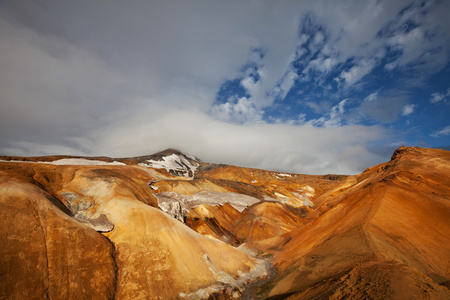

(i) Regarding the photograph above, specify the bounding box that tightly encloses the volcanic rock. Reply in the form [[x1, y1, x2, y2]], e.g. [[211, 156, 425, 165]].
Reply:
[[259, 147, 450, 299], [0, 179, 116, 299], [1, 146, 449, 299]]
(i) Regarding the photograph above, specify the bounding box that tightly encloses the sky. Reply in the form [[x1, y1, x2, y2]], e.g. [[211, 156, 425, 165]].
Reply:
[[0, 0, 449, 175]]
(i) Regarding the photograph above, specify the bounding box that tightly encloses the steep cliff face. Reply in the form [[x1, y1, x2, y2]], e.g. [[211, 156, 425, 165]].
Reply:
[[1, 146, 449, 299]]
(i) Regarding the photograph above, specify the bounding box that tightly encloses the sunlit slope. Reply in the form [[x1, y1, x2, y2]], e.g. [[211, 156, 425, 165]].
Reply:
[[263, 147, 450, 298], [2, 147, 448, 299], [0, 177, 116, 299], [0, 161, 268, 299], [196, 163, 348, 203]]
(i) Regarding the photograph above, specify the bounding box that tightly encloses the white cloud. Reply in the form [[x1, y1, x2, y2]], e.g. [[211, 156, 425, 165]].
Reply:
[[271, 70, 298, 101], [304, 56, 338, 75], [304, 101, 323, 114], [430, 93, 444, 103], [1, 0, 448, 175], [82, 108, 386, 175], [381, 1, 450, 73], [431, 126, 450, 137], [402, 104, 415, 116], [305, 99, 348, 128], [241, 76, 258, 95], [430, 89, 450, 104], [210, 97, 263, 124], [339, 59, 375, 87]]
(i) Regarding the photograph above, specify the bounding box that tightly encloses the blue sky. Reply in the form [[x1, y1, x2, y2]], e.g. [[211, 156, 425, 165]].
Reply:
[[0, 0, 449, 174]]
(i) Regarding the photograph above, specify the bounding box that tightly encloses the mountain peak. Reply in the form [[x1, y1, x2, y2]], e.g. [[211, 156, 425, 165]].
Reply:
[[137, 149, 201, 178]]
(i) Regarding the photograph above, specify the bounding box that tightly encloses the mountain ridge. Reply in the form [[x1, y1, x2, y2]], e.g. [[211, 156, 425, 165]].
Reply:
[[1, 146, 449, 299]]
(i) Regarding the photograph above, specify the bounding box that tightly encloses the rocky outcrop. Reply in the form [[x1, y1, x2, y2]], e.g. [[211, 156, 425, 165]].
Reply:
[[76, 214, 114, 232], [186, 203, 242, 245]]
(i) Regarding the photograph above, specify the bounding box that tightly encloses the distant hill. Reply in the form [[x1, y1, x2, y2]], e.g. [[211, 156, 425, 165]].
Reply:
[[435, 145, 450, 151]]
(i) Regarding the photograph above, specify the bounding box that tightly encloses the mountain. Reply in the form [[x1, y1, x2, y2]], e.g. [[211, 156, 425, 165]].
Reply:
[[0, 147, 449, 299], [253, 146, 450, 299]]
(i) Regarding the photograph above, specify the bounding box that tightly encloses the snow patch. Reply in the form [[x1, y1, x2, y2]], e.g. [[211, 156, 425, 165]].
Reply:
[[250, 171, 258, 183], [292, 186, 315, 207], [277, 173, 292, 177], [155, 191, 260, 221], [291, 192, 313, 207], [270, 186, 315, 208], [50, 159, 126, 166], [139, 153, 199, 178], [298, 185, 315, 198], [275, 172, 293, 180], [0, 159, 126, 166]]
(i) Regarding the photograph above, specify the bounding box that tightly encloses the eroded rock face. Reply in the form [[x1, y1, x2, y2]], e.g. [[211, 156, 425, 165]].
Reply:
[[76, 214, 115, 232], [186, 203, 242, 245], [0, 179, 116, 299]]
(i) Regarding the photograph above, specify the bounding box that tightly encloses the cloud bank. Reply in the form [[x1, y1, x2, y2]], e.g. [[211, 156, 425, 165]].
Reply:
[[0, 0, 449, 174]]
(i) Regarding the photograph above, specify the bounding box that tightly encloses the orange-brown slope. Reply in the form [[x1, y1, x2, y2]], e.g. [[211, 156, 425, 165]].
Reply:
[[284, 260, 450, 300], [0, 177, 116, 299], [155, 161, 348, 250], [262, 147, 450, 299], [234, 202, 304, 244], [197, 163, 348, 200], [0, 160, 270, 299], [0, 161, 160, 209], [186, 203, 242, 245], [98, 198, 268, 299], [185, 201, 307, 249]]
